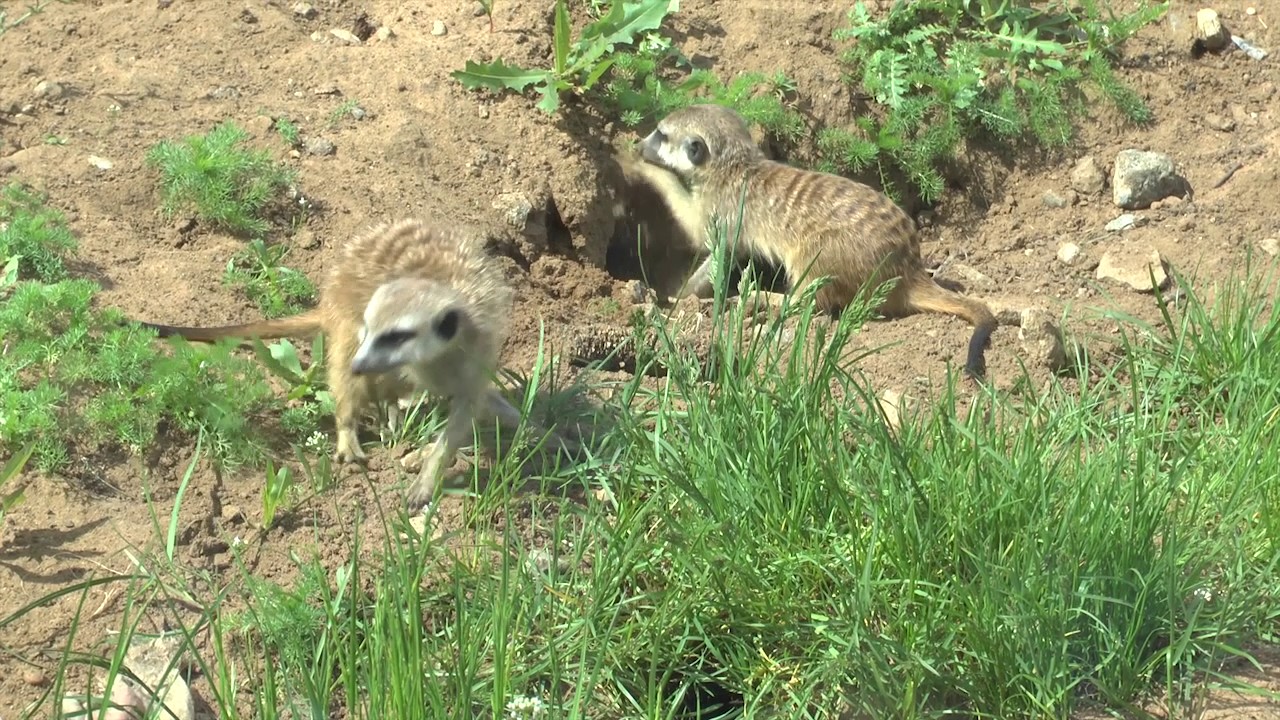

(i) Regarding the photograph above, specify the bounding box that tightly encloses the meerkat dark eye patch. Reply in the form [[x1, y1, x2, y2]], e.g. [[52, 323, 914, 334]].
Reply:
[[686, 137, 708, 166], [374, 329, 416, 348], [435, 309, 459, 341]]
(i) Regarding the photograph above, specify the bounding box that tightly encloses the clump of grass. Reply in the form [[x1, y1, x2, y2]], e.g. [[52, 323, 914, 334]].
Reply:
[[274, 117, 302, 147], [0, 185, 283, 471], [0, 182, 78, 282], [824, 0, 1167, 204], [223, 239, 317, 319], [147, 121, 297, 238]]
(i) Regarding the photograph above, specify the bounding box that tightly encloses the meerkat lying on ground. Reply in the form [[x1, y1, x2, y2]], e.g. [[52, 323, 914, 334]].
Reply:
[[615, 103, 998, 378], [137, 218, 573, 509]]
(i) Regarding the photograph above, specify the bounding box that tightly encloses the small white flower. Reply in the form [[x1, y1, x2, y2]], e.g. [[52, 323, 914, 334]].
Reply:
[[1193, 586, 1214, 603], [505, 694, 548, 720]]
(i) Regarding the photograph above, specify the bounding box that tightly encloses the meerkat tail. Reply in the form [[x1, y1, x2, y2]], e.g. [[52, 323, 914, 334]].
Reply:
[[905, 280, 997, 378], [139, 309, 326, 344]]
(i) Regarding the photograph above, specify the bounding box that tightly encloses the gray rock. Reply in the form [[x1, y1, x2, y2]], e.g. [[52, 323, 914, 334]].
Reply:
[[1112, 149, 1186, 210], [305, 137, 336, 156], [1259, 237, 1279, 256], [32, 79, 64, 100], [431, 20, 447, 36], [292, 2, 316, 19], [1105, 213, 1147, 232]]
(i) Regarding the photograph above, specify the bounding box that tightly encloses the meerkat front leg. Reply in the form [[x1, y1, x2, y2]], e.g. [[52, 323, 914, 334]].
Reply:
[[403, 395, 481, 511], [331, 371, 370, 464]]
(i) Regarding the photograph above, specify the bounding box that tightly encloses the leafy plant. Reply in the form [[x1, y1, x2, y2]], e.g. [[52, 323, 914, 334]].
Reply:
[[147, 121, 298, 238], [825, 0, 1167, 203], [251, 336, 335, 444], [453, 0, 676, 113], [261, 459, 294, 530], [274, 117, 302, 147], [0, 188, 283, 471], [0, 182, 78, 282], [224, 239, 317, 319]]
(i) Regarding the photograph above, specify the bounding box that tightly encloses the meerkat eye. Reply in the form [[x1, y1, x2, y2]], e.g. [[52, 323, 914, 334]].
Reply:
[[375, 329, 416, 347], [686, 138, 708, 166], [435, 309, 459, 341]]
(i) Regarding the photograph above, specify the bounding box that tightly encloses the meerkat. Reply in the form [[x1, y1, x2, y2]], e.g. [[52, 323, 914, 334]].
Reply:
[[615, 103, 998, 378], [137, 218, 570, 509]]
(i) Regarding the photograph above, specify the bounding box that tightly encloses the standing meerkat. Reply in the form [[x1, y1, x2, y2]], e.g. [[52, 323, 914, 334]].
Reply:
[[616, 103, 997, 378], [138, 218, 569, 509]]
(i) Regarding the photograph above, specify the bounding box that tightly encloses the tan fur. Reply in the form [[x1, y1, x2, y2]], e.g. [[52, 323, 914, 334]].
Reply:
[[139, 219, 564, 509], [617, 103, 997, 377]]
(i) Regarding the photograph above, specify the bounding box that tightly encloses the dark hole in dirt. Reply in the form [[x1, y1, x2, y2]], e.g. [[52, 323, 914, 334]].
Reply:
[[545, 195, 575, 258], [350, 12, 377, 42], [665, 668, 744, 719]]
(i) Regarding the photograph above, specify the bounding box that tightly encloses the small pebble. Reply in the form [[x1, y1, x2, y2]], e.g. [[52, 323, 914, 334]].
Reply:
[[1057, 242, 1082, 265], [33, 79, 64, 99], [431, 20, 447, 36], [305, 137, 336, 156], [292, 2, 316, 19], [1260, 238, 1280, 256], [23, 669, 47, 687]]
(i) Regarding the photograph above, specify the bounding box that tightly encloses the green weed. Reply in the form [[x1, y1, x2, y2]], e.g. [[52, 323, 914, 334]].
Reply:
[[0, 181, 78, 282], [453, 0, 677, 114], [825, 0, 1167, 204], [223, 238, 317, 319], [0, 186, 283, 471], [274, 117, 302, 147], [147, 121, 298, 238]]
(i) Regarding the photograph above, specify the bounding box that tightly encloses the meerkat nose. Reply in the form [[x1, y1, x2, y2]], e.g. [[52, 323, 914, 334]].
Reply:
[[350, 346, 395, 375]]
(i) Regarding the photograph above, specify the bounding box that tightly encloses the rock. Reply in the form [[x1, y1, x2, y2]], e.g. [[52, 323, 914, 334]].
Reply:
[[374, 26, 395, 41], [1070, 155, 1107, 195], [1096, 247, 1169, 292], [627, 279, 656, 305], [1112, 150, 1185, 210], [1204, 113, 1236, 132], [208, 85, 240, 99], [493, 192, 549, 255], [1195, 8, 1231, 52], [330, 27, 361, 44], [100, 635, 195, 720], [1057, 242, 1082, 265], [431, 20, 447, 36], [1042, 190, 1069, 208], [875, 389, 912, 433], [1018, 308, 1074, 375], [292, 2, 316, 19], [305, 137, 335, 156], [1104, 213, 1147, 232], [33, 79, 64, 100], [947, 262, 995, 288], [1259, 237, 1279, 256], [22, 669, 47, 687], [87, 155, 113, 170]]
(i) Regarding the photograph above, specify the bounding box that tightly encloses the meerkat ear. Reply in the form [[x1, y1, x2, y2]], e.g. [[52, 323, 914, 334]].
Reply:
[[685, 137, 708, 166]]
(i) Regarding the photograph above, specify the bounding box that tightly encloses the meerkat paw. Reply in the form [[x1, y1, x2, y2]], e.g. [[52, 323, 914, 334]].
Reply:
[[404, 455, 446, 512], [333, 430, 367, 464]]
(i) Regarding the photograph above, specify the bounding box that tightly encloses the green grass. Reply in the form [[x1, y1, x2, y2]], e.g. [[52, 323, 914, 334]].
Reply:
[[15, 229, 1280, 718], [223, 238, 318, 319], [0, 182, 288, 472], [147, 121, 298, 238]]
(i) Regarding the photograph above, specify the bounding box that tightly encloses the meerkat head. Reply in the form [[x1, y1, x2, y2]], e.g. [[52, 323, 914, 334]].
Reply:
[[350, 278, 471, 376], [637, 104, 763, 181]]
